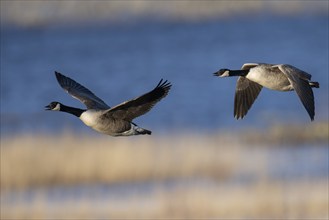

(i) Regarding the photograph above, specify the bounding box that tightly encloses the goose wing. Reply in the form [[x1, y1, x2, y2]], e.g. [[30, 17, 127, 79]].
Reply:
[[277, 65, 315, 120], [55, 71, 110, 110], [105, 79, 171, 121], [241, 63, 259, 70], [234, 77, 263, 119], [276, 64, 311, 80]]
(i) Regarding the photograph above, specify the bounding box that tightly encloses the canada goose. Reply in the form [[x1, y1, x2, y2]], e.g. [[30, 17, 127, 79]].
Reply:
[[45, 72, 171, 136], [213, 63, 319, 120]]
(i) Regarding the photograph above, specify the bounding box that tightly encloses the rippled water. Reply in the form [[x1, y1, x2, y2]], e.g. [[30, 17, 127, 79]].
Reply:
[[1, 15, 328, 135]]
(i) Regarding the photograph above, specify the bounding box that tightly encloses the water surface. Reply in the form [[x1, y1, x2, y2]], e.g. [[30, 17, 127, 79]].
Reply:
[[1, 15, 328, 135]]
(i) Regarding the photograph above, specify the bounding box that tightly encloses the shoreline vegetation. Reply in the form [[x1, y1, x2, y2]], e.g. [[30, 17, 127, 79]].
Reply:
[[1, 1, 328, 28], [1, 121, 328, 190], [1, 122, 328, 218], [2, 180, 328, 219]]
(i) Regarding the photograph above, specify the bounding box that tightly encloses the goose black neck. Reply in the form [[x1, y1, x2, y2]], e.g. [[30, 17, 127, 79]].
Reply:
[[60, 104, 85, 117], [229, 69, 249, 77]]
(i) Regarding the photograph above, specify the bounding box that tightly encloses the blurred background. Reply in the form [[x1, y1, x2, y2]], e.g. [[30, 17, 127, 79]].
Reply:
[[1, 1, 328, 219]]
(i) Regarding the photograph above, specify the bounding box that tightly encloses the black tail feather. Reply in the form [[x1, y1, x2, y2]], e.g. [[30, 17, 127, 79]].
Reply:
[[309, 81, 319, 88], [138, 128, 152, 135], [135, 126, 152, 135]]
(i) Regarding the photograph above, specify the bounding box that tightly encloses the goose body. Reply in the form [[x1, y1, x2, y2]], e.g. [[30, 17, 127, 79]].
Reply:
[[46, 72, 171, 136], [245, 64, 293, 91], [213, 63, 319, 120]]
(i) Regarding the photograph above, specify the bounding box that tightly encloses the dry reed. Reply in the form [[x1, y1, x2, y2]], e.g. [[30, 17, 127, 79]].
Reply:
[[1, 133, 240, 191], [1, 123, 328, 219]]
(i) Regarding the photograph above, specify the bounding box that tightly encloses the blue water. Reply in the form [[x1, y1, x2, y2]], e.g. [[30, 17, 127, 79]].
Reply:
[[1, 15, 328, 135]]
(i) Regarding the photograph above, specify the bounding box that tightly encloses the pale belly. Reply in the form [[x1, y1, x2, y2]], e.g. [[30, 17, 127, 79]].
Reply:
[[246, 68, 293, 91], [80, 110, 133, 136]]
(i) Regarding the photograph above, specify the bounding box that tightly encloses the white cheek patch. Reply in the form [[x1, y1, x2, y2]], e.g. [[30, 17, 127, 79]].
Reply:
[[53, 103, 61, 111], [220, 70, 230, 77]]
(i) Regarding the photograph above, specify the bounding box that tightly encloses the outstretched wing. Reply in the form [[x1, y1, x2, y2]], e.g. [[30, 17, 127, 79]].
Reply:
[[234, 77, 263, 119], [277, 65, 315, 120], [105, 79, 171, 121], [55, 71, 110, 110]]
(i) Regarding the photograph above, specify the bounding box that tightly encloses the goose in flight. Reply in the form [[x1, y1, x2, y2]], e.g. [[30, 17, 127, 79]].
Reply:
[[213, 63, 319, 120], [45, 71, 171, 136]]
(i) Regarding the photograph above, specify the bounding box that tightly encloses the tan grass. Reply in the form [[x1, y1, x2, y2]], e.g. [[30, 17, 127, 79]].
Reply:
[[3, 1, 327, 27], [1, 125, 328, 219], [1, 180, 328, 219], [240, 121, 329, 145], [1, 133, 240, 190]]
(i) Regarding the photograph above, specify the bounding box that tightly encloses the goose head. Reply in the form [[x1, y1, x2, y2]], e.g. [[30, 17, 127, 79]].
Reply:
[[213, 69, 230, 77], [45, 101, 62, 111]]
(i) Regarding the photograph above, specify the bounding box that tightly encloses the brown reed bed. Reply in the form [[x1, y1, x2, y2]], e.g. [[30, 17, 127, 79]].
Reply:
[[1, 122, 328, 219], [239, 121, 329, 145], [1, 122, 328, 191], [1, 133, 240, 191], [1, 179, 328, 219]]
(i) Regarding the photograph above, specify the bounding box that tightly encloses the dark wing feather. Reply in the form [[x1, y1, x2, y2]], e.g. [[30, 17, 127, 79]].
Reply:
[[278, 65, 315, 120], [234, 77, 263, 119], [105, 79, 171, 121], [55, 71, 110, 110]]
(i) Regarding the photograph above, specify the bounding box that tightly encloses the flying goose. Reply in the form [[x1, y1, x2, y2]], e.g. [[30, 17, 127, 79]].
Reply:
[[213, 63, 319, 120], [45, 71, 171, 136]]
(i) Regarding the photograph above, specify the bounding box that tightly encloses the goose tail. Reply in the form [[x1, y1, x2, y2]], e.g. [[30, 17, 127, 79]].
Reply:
[[136, 127, 152, 135], [131, 122, 152, 135], [309, 81, 319, 88]]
